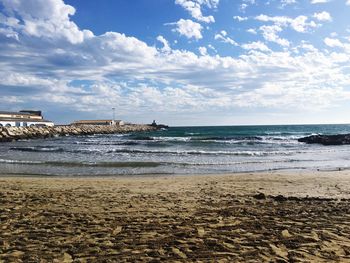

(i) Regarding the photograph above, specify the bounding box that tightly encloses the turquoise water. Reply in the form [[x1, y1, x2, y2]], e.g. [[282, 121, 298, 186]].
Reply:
[[1, 124, 350, 176]]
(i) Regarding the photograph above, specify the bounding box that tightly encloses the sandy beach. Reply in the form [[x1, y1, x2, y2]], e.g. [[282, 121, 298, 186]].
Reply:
[[1, 171, 350, 262]]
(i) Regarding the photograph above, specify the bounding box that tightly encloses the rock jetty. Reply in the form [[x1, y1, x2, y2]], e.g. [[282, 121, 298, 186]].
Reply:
[[0, 124, 156, 142], [298, 134, 350, 145]]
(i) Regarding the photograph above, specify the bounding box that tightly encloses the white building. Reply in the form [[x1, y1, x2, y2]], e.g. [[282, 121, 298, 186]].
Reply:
[[0, 110, 54, 127]]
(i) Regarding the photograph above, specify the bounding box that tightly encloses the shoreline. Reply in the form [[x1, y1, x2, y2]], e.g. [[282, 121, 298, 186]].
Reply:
[[1, 171, 350, 261], [0, 166, 349, 178], [2, 170, 350, 197]]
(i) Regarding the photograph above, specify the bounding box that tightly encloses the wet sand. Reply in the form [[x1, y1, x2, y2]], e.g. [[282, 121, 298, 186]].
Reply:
[[1, 171, 350, 262]]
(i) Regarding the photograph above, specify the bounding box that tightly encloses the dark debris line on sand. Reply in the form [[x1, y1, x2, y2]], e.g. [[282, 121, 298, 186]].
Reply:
[[1, 181, 350, 262]]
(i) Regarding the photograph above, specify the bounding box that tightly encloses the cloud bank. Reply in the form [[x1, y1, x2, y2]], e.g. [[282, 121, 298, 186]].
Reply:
[[0, 0, 350, 125]]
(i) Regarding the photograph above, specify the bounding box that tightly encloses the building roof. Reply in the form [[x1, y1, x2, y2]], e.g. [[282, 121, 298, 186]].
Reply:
[[19, 110, 42, 116], [0, 118, 53, 123], [0, 111, 35, 116]]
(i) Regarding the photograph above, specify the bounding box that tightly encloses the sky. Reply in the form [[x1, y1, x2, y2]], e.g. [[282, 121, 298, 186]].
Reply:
[[0, 0, 350, 126]]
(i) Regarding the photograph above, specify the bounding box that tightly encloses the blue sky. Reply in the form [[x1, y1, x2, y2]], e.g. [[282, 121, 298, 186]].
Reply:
[[0, 0, 350, 125]]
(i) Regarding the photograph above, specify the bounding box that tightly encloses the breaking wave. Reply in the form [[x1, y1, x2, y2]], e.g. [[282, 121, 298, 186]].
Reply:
[[10, 146, 65, 152]]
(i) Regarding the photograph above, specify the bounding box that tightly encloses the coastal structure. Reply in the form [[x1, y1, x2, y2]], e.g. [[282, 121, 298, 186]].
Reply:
[[150, 120, 169, 129], [71, 119, 125, 126], [0, 124, 155, 142], [0, 110, 54, 127]]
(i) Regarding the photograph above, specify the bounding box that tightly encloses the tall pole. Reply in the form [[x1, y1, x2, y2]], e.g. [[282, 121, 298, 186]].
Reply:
[[112, 107, 115, 125]]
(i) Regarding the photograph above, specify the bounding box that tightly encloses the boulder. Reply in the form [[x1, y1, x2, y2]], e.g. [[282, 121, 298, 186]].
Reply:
[[298, 134, 350, 145]]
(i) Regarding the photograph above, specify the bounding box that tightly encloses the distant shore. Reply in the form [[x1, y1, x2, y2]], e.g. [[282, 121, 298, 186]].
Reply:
[[1, 171, 350, 262], [0, 124, 156, 142]]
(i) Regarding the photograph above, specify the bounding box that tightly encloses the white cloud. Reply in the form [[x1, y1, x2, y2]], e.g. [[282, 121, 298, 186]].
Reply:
[[313, 11, 332, 22], [247, 28, 257, 34], [324, 37, 344, 48], [233, 16, 248, 22], [198, 46, 208, 55], [241, 41, 270, 52], [255, 14, 288, 24], [0, 0, 93, 44], [281, 0, 297, 6], [214, 30, 238, 46], [175, 0, 218, 23], [240, 4, 248, 12], [298, 42, 318, 52], [1, 0, 350, 124], [347, 0, 350, 5], [254, 14, 323, 47], [329, 52, 349, 63], [157, 35, 171, 52], [310, 0, 330, 3], [291, 16, 317, 33], [171, 19, 203, 39], [2, 96, 25, 103], [323, 38, 350, 55], [256, 14, 317, 33], [207, 44, 217, 52], [259, 25, 290, 46], [0, 27, 19, 41], [240, 0, 256, 12]]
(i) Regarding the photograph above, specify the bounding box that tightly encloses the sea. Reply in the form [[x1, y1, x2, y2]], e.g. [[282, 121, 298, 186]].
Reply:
[[1, 124, 350, 176]]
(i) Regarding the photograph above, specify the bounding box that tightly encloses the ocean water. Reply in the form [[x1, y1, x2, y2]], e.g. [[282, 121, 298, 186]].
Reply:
[[1, 124, 350, 176]]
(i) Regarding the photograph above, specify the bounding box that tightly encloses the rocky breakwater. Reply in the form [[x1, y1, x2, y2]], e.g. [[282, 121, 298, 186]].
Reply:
[[0, 124, 156, 142], [298, 134, 350, 145]]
